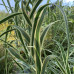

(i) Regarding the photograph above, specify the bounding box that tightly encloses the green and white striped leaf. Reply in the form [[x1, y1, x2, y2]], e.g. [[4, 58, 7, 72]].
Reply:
[[0, 29, 16, 37], [17, 31, 28, 58], [0, 12, 22, 24], [40, 20, 60, 45], [31, 3, 51, 56], [22, 0, 32, 27], [30, 0, 43, 19], [5, 26, 12, 42], [41, 55, 57, 74], [13, 25, 30, 43], [8, 47, 25, 62], [55, 59, 66, 74]]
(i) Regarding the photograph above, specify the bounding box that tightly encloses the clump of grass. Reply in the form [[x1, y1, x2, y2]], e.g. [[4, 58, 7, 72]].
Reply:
[[0, 0, 74, 74]]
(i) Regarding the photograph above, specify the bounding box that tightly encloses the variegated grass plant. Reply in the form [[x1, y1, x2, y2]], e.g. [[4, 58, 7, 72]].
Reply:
[[0, 0, 73, 74]]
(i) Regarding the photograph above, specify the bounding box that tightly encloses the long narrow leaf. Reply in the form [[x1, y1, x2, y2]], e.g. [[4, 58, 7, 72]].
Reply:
[[5, 26, 11, 42], [7, 0, 14, 13], [2, 0, 9, 12], [17, 31, 28, 58], [30, 0, 43, 19], [31, 4, 51, 56], [8, 47, 25, 62], [0, 29, 16, 37], [0, 39, 17, 51], [41, 55, 56, 74], [55, 59, 66, 74], [34, 9, 46, 74], [12, 58, 24, 70], [40, 20, 60, 45], [22, 0, 32, 27], [55, 5, 70, 69], [0, 12, 22, 24], [53, 40, 66, 66], [13, 25, 30, 43]]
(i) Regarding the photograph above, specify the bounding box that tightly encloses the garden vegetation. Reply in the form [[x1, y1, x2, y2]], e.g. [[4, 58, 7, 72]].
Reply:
[[0, 0, 74, 74]]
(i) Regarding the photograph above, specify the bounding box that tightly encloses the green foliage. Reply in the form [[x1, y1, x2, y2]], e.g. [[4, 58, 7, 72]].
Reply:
[[0, 0, 74, 74], [0, 12, 22, 24]]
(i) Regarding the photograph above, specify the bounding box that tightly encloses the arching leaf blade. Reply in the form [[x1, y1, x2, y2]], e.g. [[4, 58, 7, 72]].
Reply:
[[13, 25, 30, 43], [22, 0, 32, 27], [31, 3, 51, 56], [0, 29, 16, 37], [30, 0, 43, 19], [40, 20, 60, 45], [0, 12, 22, 24], [41, 55, 57, 74]]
